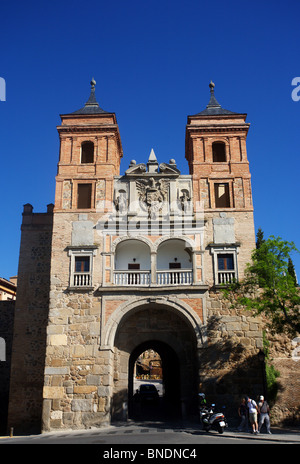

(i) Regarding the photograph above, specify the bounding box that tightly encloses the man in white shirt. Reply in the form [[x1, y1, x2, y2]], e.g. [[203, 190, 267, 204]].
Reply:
[[246, 396, 259, 434], [258, 395, 271, 434]]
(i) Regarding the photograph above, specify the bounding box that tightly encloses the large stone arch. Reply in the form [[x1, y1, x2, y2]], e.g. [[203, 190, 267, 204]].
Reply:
[[103, 295, 205, 349], [109, 298, 203, 421]]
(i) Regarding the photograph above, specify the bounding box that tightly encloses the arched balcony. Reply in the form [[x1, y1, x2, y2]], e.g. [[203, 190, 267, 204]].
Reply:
[[114, 239, 151, 286], [156, 239, 193, 285], [113, 238, 194, 286]]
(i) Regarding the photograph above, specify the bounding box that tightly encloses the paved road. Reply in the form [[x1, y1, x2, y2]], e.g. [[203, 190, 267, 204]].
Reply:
[[1, 421, 299, 445]]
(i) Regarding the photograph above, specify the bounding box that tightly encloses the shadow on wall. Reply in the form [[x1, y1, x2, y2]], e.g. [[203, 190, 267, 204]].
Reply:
[[198, 315, 269, 421]]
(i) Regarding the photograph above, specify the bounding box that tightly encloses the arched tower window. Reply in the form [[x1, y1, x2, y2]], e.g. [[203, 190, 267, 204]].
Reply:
[[212, 142, 226, 162], [81, 141, 94, 163]]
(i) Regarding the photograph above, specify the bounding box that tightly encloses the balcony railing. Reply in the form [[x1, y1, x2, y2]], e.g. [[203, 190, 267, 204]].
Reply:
[[217, 270, 236, 285], [73, 272, 92, 287], [114, 270, 151, 286], [113, 270, 193, 286], [156, 270, 193, 286]]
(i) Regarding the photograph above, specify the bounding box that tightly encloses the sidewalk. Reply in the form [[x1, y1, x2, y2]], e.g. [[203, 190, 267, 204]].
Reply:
[[224, 426, 300, 443], [1, 422, 299, 444]]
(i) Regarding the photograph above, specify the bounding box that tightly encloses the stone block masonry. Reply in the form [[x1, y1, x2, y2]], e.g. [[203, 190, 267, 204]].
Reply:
[[7, 204, 53, 433], [0, 300, 15, 434]]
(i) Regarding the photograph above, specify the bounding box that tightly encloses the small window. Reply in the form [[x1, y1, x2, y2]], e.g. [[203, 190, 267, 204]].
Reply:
[[68, 247, 97, 289], [77, 183, 92, 209], [217, 254, 234, 271], [212, 142, 226, 162], [73, 255, 91, 287], [217, 253, 236, 284], [81, 141, 94, 163], [169, 262, 181, 269], [215, 183, 230, 208], [75, 256, 90, 273], [128, 263, 140, 270]]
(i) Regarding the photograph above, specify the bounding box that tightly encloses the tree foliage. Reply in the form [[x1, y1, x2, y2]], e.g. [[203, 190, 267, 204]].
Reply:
[[256, 227, 265, 249], [223, 235, 300, 337], [263, 331, 280, 403]]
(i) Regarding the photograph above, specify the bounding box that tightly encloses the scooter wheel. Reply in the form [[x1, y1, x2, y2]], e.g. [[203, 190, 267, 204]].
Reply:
[[218, 426, 224, 434]]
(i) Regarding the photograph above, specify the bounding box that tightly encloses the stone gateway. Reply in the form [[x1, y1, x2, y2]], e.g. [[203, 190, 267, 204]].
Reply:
[[7, 81, 264, 433]]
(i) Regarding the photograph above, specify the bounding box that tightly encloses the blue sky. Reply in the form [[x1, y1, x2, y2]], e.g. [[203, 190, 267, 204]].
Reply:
[[1, 0, 300, 280]]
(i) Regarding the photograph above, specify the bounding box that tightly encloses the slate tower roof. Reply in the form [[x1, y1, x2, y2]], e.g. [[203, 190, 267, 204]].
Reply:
[[70, 78, 110, 115], [194, 81, 241, 116]]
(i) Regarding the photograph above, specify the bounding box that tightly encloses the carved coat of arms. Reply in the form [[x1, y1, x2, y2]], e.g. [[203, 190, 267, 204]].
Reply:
[[136, 177, 169, 218]]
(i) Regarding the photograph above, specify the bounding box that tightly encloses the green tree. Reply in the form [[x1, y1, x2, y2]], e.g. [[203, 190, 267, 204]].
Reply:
[[256, 227, 265, 249], [223, 236, 300, 336], [288, 257, 298, 286]]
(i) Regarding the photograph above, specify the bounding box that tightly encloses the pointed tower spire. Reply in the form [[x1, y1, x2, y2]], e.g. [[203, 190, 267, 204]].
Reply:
[[147, 148, 159, 173], [206, 81, 222, 109], [191, 81, 240, 116], [85, 78, 98, 105], [70, 78, 109, 115]]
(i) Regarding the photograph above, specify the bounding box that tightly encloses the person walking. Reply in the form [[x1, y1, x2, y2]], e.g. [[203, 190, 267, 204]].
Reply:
[[246, 396, 259, 434], [258, 395, 272, 434], [238, 397, 248, 432]]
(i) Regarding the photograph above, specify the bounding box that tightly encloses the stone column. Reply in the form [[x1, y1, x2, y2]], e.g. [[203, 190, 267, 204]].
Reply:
[[151, 251, 156, 285]]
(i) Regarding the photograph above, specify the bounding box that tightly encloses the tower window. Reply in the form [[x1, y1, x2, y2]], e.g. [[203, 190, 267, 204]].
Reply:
[[81, 141, 94, 163], [212, 142, 226, 162], [77, 183, 92, 209], [214, 183, 230, 208]]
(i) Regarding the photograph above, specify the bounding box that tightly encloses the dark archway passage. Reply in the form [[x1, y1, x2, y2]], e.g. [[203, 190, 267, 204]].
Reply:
[[129, 340, 181, 421], [111, 303, 199, 423]]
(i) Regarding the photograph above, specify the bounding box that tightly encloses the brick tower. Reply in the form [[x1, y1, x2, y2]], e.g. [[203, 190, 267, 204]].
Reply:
[[55, 78, 123, 212], [185, 81, 255, 286]]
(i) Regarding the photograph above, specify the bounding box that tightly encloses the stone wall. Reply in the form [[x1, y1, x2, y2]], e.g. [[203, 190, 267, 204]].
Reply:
[[41, 289, 111, 431], [0, 300, 15, 434], [199, 290, 264, 419], [266, 332, 300, 425], [7, 205, 53, 433]]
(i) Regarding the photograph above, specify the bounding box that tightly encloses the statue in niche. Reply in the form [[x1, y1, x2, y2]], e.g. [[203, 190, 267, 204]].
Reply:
[[136, 177, 169, 218], [179, 189, 191, 212], [114, 190, 127, 214]]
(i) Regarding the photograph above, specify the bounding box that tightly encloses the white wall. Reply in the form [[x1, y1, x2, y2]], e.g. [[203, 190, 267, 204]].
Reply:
[[157, 239, 192, 269], [115, 240, 151, 270]]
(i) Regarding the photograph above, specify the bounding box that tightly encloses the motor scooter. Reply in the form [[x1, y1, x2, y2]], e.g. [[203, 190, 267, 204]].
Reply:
[[199, 403, 228, 434]]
